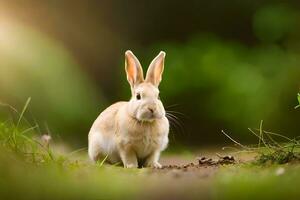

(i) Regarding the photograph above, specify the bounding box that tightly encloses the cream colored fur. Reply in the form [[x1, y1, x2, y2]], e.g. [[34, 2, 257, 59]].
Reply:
[[88, 50, 169, 168]]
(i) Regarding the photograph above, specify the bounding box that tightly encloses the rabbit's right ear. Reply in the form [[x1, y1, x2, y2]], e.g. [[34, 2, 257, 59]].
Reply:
[[125, 50, 144, 87]]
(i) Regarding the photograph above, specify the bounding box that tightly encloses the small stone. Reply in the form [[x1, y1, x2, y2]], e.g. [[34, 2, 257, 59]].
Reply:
[[275, 167, 285, 176]]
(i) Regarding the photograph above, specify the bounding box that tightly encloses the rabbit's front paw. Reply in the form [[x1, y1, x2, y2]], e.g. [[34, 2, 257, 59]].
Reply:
[[124, 163, 138, 168], [152, 162, 162, 169], [146, 161, 162, 169]]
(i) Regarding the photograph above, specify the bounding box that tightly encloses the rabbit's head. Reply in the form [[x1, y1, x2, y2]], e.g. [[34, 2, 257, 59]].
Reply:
[[125, 50, 166, 122]]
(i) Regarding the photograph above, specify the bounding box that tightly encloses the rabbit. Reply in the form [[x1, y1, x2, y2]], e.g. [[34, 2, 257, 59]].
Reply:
[[88, 50, 169, 168]]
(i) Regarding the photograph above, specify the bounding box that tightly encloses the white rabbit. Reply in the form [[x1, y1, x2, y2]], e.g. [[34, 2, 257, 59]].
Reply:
[[88, 50, 169, 168]]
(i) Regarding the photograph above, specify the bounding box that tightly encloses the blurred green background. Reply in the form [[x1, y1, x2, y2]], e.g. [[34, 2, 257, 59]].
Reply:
[[0, 0, 299, 147]]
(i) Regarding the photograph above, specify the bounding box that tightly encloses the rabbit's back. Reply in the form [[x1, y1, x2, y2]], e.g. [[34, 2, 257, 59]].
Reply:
[[90, 101, 127, 134]]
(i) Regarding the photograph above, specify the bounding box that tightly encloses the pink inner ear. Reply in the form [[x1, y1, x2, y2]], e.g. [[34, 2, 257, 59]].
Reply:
[[154, 65, 161, 84], [152, 59, 163, 85], [128, 65, 136, 83], [126, 55, 138, 84]]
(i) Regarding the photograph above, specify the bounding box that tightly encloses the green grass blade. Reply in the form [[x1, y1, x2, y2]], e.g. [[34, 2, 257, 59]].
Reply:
[[295, 93, 300, 109], [97, 154, 109, 167], [17, 97, 31, 128]]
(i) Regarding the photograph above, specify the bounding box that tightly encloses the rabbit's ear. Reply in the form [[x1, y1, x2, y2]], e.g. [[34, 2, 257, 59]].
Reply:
[[145, 51, 165, 87], [125, 50, 144, 87]]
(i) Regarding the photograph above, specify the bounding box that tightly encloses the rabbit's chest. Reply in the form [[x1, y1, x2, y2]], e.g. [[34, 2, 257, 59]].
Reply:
[[127, 129, 162, 158], [135, 134, 159, 158]]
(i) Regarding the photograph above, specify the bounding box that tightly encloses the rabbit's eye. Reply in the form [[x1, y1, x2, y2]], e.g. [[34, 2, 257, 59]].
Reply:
[[136, 93, 141, 100]]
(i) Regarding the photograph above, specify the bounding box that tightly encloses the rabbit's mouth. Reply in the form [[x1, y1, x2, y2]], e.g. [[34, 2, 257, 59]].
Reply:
[[137, 111, 163, 122]]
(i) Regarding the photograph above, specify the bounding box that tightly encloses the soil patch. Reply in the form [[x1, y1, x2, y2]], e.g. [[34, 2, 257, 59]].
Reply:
[[152, 154, 238, 179]]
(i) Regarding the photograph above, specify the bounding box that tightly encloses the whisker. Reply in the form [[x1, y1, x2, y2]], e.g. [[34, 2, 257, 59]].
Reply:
[[166, 113, 185, 135], [166, 116, 180, 137], [166, 112, 185, 128], [165, 104, 180, 109], [166, 110, 187, 118]]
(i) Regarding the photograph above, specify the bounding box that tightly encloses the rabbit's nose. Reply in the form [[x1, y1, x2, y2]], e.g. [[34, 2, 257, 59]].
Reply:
[[148, 107, 154, 113]]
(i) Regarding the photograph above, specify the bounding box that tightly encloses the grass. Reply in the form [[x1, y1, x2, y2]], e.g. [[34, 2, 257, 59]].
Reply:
[[0, 119, 143, 200], [222, 120, 300, 165], [295, 93, 300, 109], [213, 164, 300, 200], [0, 99, 145, 199], [0, 100, 300, 200]]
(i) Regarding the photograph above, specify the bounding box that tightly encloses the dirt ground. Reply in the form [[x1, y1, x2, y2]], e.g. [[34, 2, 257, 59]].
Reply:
[[156, 149, 256, 176], [136, 151, 258, 199]]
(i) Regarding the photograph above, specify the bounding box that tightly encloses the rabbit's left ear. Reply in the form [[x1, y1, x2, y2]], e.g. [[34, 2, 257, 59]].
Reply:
[[125, 50, 144, 87], [145, 51, 166, 87]]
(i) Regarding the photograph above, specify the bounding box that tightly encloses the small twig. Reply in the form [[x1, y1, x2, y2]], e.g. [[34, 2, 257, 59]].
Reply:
[[260, 130, 296, 143], [265, 132, 282, 148], [248, 128, 271, 150], [68, 147, 87, 156], [221, 130, 251, 150], [258, 120, 263, 148], [216, 153, 222, 158]]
